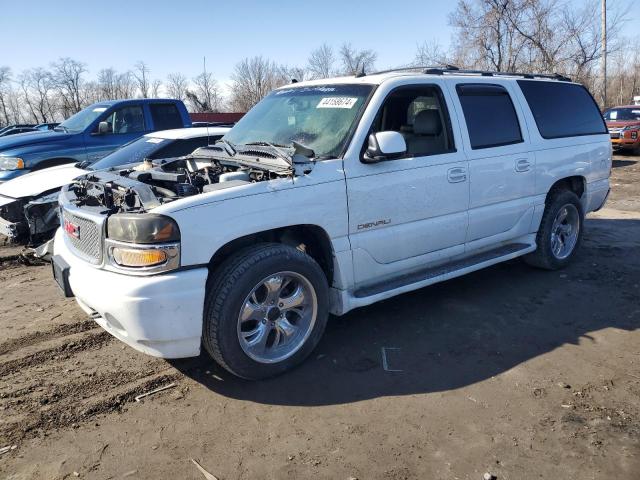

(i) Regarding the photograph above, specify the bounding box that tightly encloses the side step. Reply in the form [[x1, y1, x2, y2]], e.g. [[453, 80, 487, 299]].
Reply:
[[354, 243, 531, 298]]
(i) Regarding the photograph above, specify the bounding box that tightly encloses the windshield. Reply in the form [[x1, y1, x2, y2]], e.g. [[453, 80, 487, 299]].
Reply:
[[224, 84, 373, 158], [58, 105, 111, 133], [89, 136, 169, 170], [604, 108, 640, 122]]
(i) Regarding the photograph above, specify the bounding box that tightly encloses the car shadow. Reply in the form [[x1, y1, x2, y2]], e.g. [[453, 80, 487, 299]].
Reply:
[[170, 217, 640, 406], [612, 159, 637, 168]]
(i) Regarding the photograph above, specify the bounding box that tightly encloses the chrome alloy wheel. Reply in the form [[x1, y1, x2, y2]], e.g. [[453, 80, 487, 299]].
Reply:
[[550, 204, 580, 260], [237, 271, 318, 364]]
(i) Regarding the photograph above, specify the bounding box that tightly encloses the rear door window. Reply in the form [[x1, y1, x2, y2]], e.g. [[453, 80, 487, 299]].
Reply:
[[517, 80, 607, 139], [456, 84, 523, 149], [150, 103, 184, 130]]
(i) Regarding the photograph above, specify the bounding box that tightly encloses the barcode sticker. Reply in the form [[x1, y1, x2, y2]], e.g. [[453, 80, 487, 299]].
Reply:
[[317, 97, 358, 109]]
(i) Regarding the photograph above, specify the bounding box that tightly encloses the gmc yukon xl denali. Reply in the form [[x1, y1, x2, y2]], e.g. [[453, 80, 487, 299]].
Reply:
[[52, 68, 611, 379]]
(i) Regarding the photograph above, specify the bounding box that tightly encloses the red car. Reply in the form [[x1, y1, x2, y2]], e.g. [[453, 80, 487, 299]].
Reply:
[[604, 105, 640, 153]]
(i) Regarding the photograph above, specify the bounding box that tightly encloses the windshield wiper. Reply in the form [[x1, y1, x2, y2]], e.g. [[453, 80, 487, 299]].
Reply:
[[54, 125, 69, 133], [215, 138, 237, 156], [243, 141, 293, 166]]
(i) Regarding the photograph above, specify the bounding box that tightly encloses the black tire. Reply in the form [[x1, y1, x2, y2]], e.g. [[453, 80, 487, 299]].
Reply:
[[202, 243, 329, 380], [524, 190, 584, 270]]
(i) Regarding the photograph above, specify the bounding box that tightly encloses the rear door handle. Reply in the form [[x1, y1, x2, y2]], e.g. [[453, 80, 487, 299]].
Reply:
[[515, 158, 531, 172], [447, 167, 467, 183]]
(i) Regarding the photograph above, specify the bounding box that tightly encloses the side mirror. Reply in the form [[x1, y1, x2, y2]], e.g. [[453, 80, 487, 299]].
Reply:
[[94, 121, 110, 135], [363, 131, 407, 163]]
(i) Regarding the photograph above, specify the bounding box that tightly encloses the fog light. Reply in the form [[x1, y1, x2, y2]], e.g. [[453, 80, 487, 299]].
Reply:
[[112, 247, 168, 267]]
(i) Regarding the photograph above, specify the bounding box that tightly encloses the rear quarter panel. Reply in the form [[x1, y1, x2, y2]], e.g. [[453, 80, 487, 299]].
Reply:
[[510, 84, 611, 205]]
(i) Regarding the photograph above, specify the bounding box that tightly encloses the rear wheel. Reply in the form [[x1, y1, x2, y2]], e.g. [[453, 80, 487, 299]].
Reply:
[[202, 243, 329, 380], [524, 190, 584, 270]]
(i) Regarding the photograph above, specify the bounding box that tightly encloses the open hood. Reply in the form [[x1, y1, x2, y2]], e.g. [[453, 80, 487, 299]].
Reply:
[[0, 163, 88, 199]]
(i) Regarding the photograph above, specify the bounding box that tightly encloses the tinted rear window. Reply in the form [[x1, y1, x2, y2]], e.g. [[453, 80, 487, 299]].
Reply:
[[150, 103, 184, 130], [517, 81, 607, 139], [456, 84, 523, 149]]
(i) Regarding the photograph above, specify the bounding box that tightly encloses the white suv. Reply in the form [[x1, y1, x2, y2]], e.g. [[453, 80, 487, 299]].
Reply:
[[52, 68, 611, 379]]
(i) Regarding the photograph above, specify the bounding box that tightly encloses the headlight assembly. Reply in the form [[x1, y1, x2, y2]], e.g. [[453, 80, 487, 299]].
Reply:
[[0, 157, 25, 170], [105, 214, 180, 273], [107, 214, 180, 244]]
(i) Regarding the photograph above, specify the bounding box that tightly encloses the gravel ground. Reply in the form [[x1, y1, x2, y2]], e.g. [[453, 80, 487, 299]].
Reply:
[[0, 153, 638, 480]]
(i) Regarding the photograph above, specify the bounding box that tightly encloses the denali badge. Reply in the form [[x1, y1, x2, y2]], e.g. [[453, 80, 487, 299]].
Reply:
[[357, 219, 391, 230], [63, 219, 80, 239]]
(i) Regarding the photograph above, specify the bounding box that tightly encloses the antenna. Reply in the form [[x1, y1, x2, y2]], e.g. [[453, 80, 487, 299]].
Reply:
[[355, 62, 366, 78]]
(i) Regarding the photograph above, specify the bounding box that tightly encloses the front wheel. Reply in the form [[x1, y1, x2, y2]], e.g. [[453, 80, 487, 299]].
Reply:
[[524, 190, 584, 270], [202, 243, 329, 380]]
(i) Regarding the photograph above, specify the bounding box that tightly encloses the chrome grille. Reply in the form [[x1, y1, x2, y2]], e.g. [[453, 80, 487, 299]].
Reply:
[[62, 209, 103, 264]]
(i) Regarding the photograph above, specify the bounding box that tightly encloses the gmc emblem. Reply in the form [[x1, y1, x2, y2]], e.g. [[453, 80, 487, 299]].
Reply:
[[63, 219, 80, 239]]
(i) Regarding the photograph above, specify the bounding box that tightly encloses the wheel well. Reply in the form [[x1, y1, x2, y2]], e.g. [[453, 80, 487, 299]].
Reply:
[[547, 176, 585, 203], [31, 158, 76, 171], [208, 225, 335, 285]]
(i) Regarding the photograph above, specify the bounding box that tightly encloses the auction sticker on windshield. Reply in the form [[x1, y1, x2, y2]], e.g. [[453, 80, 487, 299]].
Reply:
[[317, 97, 358, 109]]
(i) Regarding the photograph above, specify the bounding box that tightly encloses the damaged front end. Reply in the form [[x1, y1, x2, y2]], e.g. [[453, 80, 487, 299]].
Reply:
[[64, 145, 297, 214], [58, 146, 304, 272], [0, 192, 63, 245]]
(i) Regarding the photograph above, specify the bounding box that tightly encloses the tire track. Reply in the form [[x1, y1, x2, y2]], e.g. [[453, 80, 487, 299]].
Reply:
[[0, 330, 113, 377], [0, 319, 98, 356]]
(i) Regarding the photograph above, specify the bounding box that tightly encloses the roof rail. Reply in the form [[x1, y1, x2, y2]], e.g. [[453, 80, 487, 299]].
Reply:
[[423, 66, 571, 82], [371, 64, 460, 76]]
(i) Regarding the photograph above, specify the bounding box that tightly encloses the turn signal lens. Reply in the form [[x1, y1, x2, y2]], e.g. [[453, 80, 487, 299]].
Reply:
[[112, 247, 168, 267]]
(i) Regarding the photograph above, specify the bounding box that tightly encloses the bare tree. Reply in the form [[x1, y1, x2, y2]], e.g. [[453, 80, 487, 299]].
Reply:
[[19, 67, 56, 122], [0, 66, 12, 126], [151, 79, 162, 98], [339, 43, 377, 75], [307, 44, 336, 79], [97, 68, 119, 100], [166, 72, 188, 101], [133, 61, 150, 98], [187, 70, 222, 112], [449, 0, 528, 72], [447, 0, 631, 106], [414, 39, 451, 66], [282, 65, 307, 83], [51, 57, 86, 115], [229, 56, 288, 112]]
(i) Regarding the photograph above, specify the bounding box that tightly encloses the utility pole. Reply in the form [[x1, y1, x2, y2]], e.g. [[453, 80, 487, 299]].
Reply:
[[601, 0, 607, 107]]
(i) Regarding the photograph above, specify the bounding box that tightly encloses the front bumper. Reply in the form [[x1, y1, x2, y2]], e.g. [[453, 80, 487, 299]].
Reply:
[[610, 137, 640, 149], [53, 228, 208, 358]]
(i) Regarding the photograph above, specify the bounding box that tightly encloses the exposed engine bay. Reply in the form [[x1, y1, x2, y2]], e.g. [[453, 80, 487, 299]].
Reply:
[[64, 145, 311, 214]]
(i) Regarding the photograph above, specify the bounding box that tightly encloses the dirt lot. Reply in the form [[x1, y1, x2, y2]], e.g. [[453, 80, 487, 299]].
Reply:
[[1, 154, 639, 480]]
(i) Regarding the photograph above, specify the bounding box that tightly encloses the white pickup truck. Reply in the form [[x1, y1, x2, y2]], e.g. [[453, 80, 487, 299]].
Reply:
[[52, 67, 611, 379]]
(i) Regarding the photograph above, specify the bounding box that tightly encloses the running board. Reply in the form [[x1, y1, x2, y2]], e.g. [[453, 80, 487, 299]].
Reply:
[[354, 243, 532, 299]]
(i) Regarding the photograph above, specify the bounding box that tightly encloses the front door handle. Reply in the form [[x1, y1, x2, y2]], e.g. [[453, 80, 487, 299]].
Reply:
[[515, 158, 531, 172], [447, 167, 467, 183]]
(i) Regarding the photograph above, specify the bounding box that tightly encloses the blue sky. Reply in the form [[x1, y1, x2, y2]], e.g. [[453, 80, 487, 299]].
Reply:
[[3, 0, 638, 88]]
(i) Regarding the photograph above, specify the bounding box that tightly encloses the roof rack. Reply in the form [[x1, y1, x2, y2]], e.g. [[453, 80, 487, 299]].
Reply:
[[370, 64, 460, 76], [366, 65, 570, 82], [422, 66, 571, 82]]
